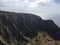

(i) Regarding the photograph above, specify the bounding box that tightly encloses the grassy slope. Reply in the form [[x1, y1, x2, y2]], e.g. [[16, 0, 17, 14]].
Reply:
[[27, 31, 60, 45], [3, 31, 60, 45], [0, 24, 60, 45]]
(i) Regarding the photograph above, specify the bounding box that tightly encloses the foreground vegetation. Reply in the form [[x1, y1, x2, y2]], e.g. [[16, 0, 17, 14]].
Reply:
[[26, 32, 60, 45], [1, 31, 60, 45]]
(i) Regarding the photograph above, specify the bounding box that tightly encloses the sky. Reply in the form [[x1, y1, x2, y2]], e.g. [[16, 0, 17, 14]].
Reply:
[[0, 0, 60, 27]]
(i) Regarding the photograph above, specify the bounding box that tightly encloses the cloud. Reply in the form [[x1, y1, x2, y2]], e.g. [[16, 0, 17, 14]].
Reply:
[[0, 0, 60, 14], [0, 0, 51, 8]]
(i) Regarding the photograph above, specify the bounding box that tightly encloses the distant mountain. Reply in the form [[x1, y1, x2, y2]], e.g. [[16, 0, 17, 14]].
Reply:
[[0, 10, 60, 45]]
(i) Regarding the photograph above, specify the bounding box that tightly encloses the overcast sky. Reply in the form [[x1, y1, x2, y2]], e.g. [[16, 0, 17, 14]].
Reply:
[[0, 0, 60, 27]]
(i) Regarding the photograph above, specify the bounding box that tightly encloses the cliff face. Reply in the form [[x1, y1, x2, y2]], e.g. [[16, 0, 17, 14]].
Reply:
[[0, 11, 60, 44]]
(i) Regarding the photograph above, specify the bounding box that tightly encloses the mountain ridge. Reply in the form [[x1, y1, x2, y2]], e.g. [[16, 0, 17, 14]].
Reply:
[[0, 10, 60, 45]]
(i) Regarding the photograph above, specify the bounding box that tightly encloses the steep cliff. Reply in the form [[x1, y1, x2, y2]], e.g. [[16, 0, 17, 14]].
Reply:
[[0, 10, 60, 45]]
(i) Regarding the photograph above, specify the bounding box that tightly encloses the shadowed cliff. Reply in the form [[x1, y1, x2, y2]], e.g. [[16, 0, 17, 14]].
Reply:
[[0, 10, 60, 45]]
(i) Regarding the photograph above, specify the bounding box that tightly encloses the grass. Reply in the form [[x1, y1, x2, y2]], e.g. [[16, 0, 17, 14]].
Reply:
[[0, 29, 60, 45]]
